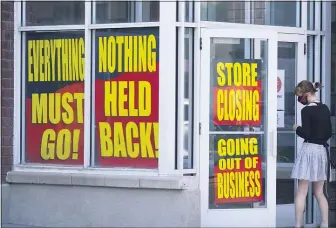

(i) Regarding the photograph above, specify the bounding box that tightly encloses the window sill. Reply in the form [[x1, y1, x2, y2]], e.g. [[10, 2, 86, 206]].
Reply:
[[6, 170, 197, 190]]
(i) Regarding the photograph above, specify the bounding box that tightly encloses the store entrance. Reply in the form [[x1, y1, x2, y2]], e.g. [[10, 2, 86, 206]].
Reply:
[[199, 28, 278, 227], [274, 34, 319, 227]]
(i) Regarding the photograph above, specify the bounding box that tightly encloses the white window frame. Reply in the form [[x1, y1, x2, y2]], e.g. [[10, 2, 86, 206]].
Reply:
[[13, 0, 180, 177], [12, 0, 333, 181], [176, 1, 197, 174]]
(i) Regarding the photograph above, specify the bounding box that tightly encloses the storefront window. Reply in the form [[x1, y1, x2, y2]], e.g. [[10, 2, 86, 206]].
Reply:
[[208, 38, 267, 209], [24, 31, 85, 165], [307, 1, 315, 30], [177, 2, 194, 22], [25, 1, 85, 25], [276, 42, 297, 205], [201, 1, 246, 23], [307, 36, 315, 82], [201, 1, 301, 27], [94, 28, 159, 168], [253, 1, 301, 27], [331, 6, 336, 133], [185, 2, 194, 22], [330, 2, 336, 192], [183, 28, 194, 169], [95, 1, 159, 24]]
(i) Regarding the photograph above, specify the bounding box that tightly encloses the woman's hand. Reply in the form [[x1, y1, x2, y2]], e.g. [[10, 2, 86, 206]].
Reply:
[[292, 124, 298, 131]]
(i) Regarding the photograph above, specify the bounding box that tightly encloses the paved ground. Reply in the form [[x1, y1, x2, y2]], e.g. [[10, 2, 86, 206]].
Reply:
[[2, 224, 42, 228]]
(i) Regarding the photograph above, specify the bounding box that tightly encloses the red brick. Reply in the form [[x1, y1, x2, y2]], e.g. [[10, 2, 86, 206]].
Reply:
[[1, 59, 13, 69], [2, 107, 13, 118], [1, 78, 13, 88], [1, 21, 14, 30], [1, 40, 13, 50], [1, 156, 13, 166], [1, 165, 12, 176], [1, 147, 13, 157], [1, 117, 13, 127], [1, 1, 14, 183], [1, 49, 13, 59], [1, 127, 13, 137], [2, 98, 14, 107], [1, 11, 13, 21], [2, 136, 13, 147], [1, 30, 13, 41], [1, 89, 14, 98]]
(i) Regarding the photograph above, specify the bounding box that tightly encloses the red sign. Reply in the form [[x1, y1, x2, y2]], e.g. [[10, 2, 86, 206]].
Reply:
[[214, 136, 263, 204], [25, 28, 160, 169], [277, 76, 282, 93], [213, 83, 262, 126]]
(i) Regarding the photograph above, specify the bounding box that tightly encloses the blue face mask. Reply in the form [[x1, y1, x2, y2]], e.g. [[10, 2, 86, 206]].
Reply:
[[298, 95, 308, 105]]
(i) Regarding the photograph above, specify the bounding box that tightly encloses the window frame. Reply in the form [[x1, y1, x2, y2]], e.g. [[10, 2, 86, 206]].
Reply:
[[12, 0, 332, 180], [13, 1, 181, 177]]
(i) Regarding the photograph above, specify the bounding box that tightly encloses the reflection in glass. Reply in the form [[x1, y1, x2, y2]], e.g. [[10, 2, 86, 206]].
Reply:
[[253, 1, 301, 27], [201, 1, 245, 23], [307, 36, 315, 82], [209, 38, 246, 134], [142, 1, 159, 22], [183, 28, 194, 169], [93, 28, 160, 168], [331, 134, 336, 201], [277, 42, 297, 131], [208, 38, 268, 209], [24, 31, 85, 165], [95, 1, 159, 24], [178, 1, 194, 22], [277, 134, 295, 164], [307, 1, 315, 30], [185, 1, 194, 22], [276, 42, 298, 205], [332, 93, 336, 131], [209, 134, 266, 209], [96, 1, 133, 23], [210, 38, 267, 132], [331, 134, 336, 163], [276, 133, 295, 205], [25, 1, 85, 25], [201, 1, 301, 27], [263, 41, 297, 204], [331, 6, 336, 129]]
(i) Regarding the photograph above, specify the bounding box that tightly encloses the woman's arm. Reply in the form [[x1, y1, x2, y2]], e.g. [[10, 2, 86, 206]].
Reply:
[[296, 107, 310, 139]]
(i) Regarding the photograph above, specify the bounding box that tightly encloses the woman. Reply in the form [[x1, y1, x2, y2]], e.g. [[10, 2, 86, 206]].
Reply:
[[292, 80, 332, 228]]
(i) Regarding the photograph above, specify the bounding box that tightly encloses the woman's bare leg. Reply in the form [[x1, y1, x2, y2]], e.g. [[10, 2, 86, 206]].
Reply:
[[313, 181, 329, 227], [295, 180, 309, 227]]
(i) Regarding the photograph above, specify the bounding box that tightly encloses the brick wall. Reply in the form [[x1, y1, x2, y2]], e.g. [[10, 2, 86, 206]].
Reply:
[[1, 1, 14, 183]]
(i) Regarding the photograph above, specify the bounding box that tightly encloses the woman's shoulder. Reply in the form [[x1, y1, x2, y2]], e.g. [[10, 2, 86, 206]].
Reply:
[[304, 102, 330, 113], [307, 101, 322, 106], [302, 103, 319, 113]]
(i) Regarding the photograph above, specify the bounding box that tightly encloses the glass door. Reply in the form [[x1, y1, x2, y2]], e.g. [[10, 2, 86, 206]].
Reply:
[[199, 28, 278, 227], [273, 34, 309, 227]]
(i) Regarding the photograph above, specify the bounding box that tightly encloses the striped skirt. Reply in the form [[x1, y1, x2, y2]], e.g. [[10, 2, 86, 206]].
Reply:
[[291, 142, 328, 182]]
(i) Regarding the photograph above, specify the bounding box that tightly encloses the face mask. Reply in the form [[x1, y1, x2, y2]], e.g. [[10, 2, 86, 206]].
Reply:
[[298, 95, 308, 105]]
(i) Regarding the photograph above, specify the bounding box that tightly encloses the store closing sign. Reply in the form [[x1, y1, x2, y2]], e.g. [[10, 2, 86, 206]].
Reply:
[[25, 33, 85, 164], [95, 28, 159, 168], [214, 136, 263, 203], [25, 28, 160, 168], [213, 60, 263, 204], [214, 60, 262, 126]]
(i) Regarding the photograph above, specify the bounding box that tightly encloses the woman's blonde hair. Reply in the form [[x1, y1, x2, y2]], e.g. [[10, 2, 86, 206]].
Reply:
[[294, 80, 321, 96]]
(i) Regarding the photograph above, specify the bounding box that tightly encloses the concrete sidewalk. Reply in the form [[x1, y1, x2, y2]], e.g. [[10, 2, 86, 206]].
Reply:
[[2, 224, 43, 228]]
